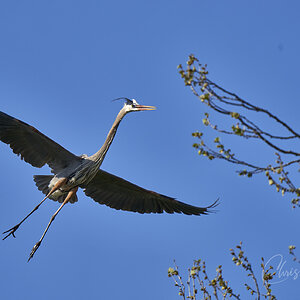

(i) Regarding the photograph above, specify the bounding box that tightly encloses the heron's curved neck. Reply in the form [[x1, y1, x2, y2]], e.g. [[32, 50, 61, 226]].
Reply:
[[90, 108, 127, 166]]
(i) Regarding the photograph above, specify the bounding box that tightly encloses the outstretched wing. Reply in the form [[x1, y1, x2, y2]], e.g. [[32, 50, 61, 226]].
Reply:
[[82, 170, 219, 215], [0, 111, 81, 173]]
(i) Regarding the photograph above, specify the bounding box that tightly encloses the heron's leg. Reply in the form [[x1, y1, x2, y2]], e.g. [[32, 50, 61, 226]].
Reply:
[[2, 178, 68, 240], [28, 186, 78, 262]]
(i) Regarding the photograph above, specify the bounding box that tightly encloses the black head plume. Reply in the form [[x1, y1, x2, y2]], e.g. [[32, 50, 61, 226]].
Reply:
[[112, 97, 132, 103]]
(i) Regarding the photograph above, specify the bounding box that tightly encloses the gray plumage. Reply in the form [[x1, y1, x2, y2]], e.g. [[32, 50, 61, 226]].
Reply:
[[0, 99, 218, 260]]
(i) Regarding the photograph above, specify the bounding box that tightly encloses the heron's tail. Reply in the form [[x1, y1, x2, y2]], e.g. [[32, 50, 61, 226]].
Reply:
[[33, 175, 78, 203], [33, 175, 53, 195]]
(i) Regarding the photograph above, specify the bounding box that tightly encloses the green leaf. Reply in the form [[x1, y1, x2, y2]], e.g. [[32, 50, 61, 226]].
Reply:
[[230, 112, 240, 119]]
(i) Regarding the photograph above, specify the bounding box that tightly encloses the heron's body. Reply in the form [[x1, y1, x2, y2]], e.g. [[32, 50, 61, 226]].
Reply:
[[0, 98, 218, 261], [37, 157, 99, 203]]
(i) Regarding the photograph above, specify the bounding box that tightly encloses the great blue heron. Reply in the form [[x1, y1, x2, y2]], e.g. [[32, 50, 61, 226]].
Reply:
[[0, 98, 218, 261]]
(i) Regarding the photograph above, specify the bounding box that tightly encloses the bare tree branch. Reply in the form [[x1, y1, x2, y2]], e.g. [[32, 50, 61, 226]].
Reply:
[[169, 243, 277, 299], [178, 55, 300, 208]]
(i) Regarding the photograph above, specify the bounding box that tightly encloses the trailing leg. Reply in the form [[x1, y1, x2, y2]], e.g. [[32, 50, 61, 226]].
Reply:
[[2, 178, 67, 240], [28, 186, 78, 262]]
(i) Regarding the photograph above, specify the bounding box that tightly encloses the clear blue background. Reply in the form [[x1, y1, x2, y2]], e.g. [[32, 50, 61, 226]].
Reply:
[[0, 1, 299, 299]]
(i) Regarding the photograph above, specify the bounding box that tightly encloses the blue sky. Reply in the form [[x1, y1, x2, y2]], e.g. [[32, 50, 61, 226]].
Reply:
[[0, 1, 299, 299]]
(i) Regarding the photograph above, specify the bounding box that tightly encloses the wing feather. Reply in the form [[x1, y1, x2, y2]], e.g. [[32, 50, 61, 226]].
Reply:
[[0, 111, 81, 172], [82, 170, 219, 215]]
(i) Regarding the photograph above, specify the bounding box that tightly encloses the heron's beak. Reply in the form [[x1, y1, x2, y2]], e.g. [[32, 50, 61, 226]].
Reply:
[[136, 105, 156, 111]]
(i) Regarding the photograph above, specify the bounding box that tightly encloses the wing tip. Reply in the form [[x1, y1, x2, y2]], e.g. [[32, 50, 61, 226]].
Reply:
[[205, 197, 220, 214]]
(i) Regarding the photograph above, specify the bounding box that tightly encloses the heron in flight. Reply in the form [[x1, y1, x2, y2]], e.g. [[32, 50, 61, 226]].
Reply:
[[0, 98, 218, 261]]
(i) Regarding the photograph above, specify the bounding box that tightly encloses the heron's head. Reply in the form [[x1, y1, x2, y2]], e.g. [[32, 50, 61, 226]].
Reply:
[[114, 97, 156, 113]]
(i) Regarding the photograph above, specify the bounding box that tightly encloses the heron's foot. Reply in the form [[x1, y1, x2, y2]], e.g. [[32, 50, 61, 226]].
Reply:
[[28, 241, 41, 262], [2, 224, 20, 240]]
